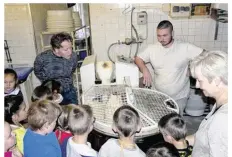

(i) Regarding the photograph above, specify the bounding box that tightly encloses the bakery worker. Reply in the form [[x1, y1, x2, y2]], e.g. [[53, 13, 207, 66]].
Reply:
[[134, 20, 203, 115]]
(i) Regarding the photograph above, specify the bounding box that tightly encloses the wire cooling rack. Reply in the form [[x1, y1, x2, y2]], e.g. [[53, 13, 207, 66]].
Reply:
[[82, 84, 179, 138]]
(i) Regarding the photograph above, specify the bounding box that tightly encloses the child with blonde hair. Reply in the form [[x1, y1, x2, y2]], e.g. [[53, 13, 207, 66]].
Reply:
[[23, 100, 62, 157]]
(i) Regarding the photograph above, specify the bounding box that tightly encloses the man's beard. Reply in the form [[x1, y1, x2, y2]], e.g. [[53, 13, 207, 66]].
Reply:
[[161, 36, 173, 47]]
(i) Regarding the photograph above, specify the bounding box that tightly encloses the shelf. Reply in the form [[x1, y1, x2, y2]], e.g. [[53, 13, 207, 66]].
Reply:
[[76, 48, 87, 52], [75, 38, 86, 41]]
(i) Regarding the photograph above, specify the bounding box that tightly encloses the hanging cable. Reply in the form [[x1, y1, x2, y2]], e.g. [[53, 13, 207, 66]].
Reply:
[[107, 42, 122, 64]]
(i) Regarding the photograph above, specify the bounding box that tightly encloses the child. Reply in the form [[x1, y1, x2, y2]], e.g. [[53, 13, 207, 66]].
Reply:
[[4, 121, 22, 157], [66, 105, 97, 157], [98, 105, 145, 157], [158, 113, 192, 157], [12, 101, 29, 155], [5, 95, 23, 124], [31, 85, 53, 102], [11, 101, 28, 127], [146, 142, 180, 157], [4, 68, 23, 97], [5, 96, 28, 155], [23, 100, 62, 157], [55, 104, 75, 157], [55, 105, 75, 143], [42, 80, 63, 104]]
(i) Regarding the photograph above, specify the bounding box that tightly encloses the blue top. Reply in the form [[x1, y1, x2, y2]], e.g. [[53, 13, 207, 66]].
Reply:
[[24, 128, 61, 157]]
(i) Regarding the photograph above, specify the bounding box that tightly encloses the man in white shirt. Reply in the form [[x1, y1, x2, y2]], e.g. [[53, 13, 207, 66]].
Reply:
[[135, 20, 203, 115]]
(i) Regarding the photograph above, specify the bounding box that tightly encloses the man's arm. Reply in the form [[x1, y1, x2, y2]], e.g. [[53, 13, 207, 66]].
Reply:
[[134, 56, 152, 87], [34, 55, 48, 82]]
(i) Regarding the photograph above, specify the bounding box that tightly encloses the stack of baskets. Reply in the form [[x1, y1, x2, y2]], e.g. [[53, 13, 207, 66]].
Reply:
[[46, 10, 75, 32], [72, 11, 82, 28]]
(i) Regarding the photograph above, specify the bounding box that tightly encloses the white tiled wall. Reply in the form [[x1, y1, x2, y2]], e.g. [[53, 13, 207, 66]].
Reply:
[[29, 3, 68, 55], [4, 3, 68, 88], [5, 4, 36, 65], [89, 4, 228, 61]]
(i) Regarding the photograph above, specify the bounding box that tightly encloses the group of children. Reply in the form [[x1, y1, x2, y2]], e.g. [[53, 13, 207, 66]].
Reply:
[[4, 68, 193, 157]]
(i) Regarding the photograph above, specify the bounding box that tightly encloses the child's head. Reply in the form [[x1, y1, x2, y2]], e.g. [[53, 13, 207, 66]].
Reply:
[[4, 68, 18, 94], [158, 113, 187, 143], [5, 95, 24, 124], [4, 122, 16, 152], [68, 105, 95, 135], [146, 142, 180, 157], [12, 102, 29, 125], [41, 80, 63, 103], [41, 80, 62, 94], [31, 85, 53, 102], [27, 100, 62, 134], [113, 105, 141, 138], [57, 104, 76, 131]]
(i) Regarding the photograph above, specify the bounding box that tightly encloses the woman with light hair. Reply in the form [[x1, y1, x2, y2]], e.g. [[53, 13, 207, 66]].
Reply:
[[186, 50, 228, 157]]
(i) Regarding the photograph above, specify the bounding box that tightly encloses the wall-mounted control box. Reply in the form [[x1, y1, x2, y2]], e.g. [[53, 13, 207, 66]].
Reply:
[[170, 3, 191, 18], [137, 11, 147, 25]]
